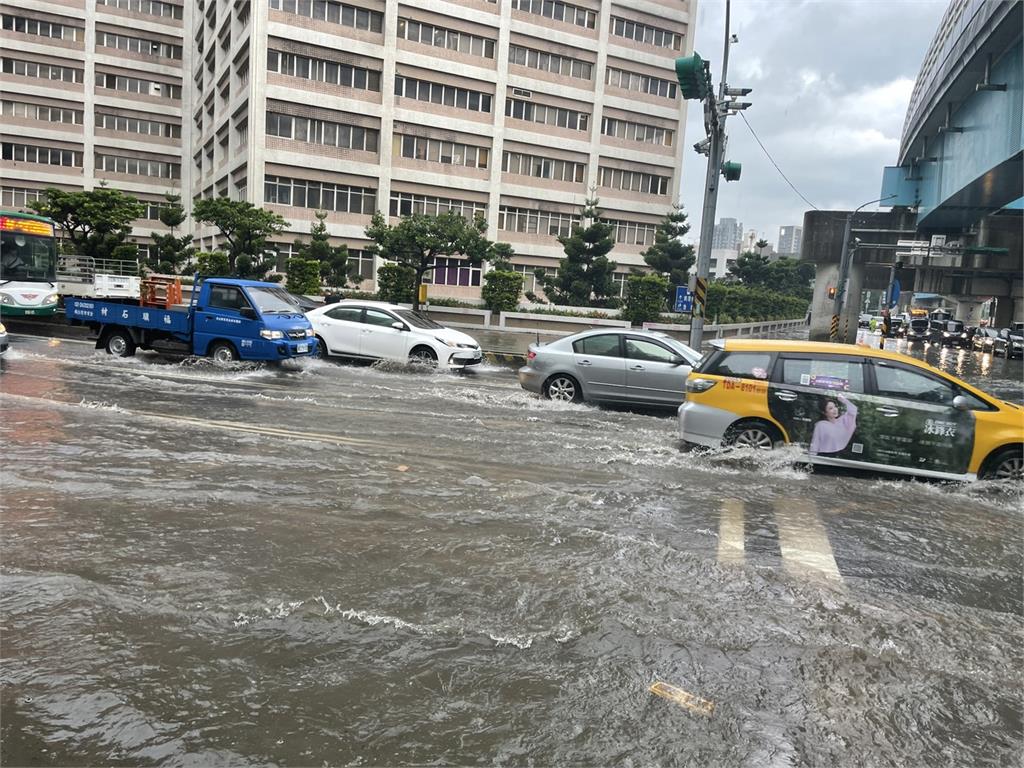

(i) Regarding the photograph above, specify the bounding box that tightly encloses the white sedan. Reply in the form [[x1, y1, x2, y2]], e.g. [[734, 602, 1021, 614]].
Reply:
[[306, 300, 483, 369]]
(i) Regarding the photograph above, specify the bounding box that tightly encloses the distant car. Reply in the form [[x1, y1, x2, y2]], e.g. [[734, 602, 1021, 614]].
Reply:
[[858, 313, 872, 328], [306, 300, 482, 369], [904, 318, 931, 343], [938, 320, 970, 348], [518, 328, 701, 408], [0, 321, 7, 355], [994, 329, 1024, 360], [283, 291, 323, 313], [678, 338, 1024, 482], [973, 327, 1000, 353]]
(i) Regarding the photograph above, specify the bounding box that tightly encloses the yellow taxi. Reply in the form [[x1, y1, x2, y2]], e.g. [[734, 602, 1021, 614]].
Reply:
[[678, 339, 1024, 481]]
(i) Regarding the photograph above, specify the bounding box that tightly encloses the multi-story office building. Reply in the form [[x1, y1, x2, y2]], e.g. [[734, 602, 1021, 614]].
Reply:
[[777, 224, 802, 257], [2, 0, 695, 301], [710, 216, 741, 251], [1, 0, 190, 255]]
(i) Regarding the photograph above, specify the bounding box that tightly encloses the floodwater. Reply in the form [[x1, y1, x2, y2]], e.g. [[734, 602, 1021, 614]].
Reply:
[[1, 334, 1021, 767]]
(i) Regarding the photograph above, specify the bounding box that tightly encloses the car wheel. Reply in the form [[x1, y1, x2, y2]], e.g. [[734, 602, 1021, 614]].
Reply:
[[314, 335, 329, 359], [982, 447, 1024, 481], [209, 341, 239, 363], [543, 374, 581, 403], [409, 346, 438, 367], [724, 420, 779, 450], [105, 330, 136, 357]]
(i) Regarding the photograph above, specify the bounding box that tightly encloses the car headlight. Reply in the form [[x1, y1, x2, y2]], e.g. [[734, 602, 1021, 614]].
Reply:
[[0, 294, 12, 305], [686, 378, 717, 393], [44, 293, 59, 304], [455, 342, 477, 349], [260, 329, 284, 340], [943, 332, 950, 337], [960, 333, 967, 338], [435, 336, 461, 347], [0, 322, 5, 333], [304, 328, 313, 337]]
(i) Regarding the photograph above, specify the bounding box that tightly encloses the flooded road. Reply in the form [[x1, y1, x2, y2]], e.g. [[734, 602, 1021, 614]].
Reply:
[[2, 334, 1022, 766]]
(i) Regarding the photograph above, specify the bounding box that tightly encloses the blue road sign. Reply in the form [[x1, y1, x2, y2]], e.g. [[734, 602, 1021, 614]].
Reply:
[[673, 286, 693, 313]]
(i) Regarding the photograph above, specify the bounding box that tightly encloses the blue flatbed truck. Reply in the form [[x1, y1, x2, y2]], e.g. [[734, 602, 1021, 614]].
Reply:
[[65, 277, 315, 362]]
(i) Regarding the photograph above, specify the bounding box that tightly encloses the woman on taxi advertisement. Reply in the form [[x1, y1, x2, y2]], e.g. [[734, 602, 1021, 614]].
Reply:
[[809, 394, 858, 455]]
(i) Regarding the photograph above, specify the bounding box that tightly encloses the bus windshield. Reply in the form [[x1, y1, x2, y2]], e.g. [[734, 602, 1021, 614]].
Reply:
[[0, 216, 58, 282]]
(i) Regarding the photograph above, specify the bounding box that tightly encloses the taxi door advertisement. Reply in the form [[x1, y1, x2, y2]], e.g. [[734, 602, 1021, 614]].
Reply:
[[768, 361, 975, 475]]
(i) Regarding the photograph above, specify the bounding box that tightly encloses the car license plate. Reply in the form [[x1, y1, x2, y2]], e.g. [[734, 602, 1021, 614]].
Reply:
[[297, 343, 309, 353]]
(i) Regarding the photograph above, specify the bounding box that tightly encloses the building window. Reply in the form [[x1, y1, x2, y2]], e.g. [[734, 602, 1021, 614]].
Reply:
[[393, 134, 488, 169], [267, 50, 381, 92], [498, 206, 578, 237], [1, 14, 83, 41], [502, 151, 586, 183], [505, 98, 589, 132], [509, 264, 539, 293], [347, 248, 374, 280], [2, 143, 83, 167], [266, 112, 379, 152], [397, 18, 495, 58], [264, 175, 377, 214], [389, 192, 485, 219], [2, 100, 83, 124], [1, 186, 48, 208], [510, 0, 596, 29], [610, 17, 683, 51], [99, 73, 181, 98], [394, 76, 492, 113], [508, 45, 592, 80], [422, 257, 481, 287], [96, 112, 181, 138], [97, 31, 182, 59], [1, 57, 83, 83], [96, 0, 183, 20], [268, 0, 384, 32], [97, 153, 181, 178], [607, 219, 657, 246], [598, 167, 670, 195], [601, 116, 673, 147], [605, 67, 677, 99]]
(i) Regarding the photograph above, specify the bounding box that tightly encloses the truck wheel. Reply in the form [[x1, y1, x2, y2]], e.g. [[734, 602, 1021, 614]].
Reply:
[[105, 330, 136, 357], [209, 341, 238, 363]]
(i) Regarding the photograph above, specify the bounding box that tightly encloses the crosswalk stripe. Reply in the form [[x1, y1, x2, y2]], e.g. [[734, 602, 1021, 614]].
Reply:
[[717, 498, 745, 565], [773, 499, 843, 583]]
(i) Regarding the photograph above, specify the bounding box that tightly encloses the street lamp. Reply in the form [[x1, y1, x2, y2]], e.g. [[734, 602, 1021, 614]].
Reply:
[[830, 194, 897, 341]]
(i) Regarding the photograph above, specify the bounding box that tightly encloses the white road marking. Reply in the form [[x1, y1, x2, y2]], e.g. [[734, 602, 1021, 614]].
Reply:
[[774, 499, 843, 583], [717, 498, 745, 565]]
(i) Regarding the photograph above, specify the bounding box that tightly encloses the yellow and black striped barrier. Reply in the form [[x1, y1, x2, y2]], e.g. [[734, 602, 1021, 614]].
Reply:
[[830, 314, 839, 341], [693, 277, 707, 318]]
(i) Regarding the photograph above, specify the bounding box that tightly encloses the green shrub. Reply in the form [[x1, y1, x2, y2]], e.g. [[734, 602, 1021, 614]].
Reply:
[[376, 263, 415, 303], [285, 257, 321, 295], [196, 251, 230, 277], [706, 283, 808, 322], [481, 269, 524, 313], [621, 274, 669, 326]]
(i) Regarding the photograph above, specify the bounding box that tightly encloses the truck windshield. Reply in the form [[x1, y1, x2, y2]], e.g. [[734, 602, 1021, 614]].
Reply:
[[247, 286, 302, 314]]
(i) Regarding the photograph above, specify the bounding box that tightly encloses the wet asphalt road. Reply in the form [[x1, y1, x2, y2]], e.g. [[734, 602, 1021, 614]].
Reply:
[[1, 333, 1022, 767]]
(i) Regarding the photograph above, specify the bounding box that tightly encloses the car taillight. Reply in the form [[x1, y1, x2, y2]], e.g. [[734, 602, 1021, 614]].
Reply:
[[526, 350, 536, 361], [686, 377, 717, 393]]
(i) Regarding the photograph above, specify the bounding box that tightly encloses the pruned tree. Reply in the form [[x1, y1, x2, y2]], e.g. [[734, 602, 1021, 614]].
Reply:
[[364, 210, 491, 311], [30, 184, 144, 261], [148, 193, 194, 274], [641, 203, 696, 309], [292, 210, 359, 290], [191, 197, 287, 277], [534, 197, 617, 307], [728, 250, 772, 286]]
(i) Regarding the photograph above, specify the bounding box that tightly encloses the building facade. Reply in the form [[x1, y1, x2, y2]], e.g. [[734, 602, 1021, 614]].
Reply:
[[710, 216, 741, 251], [776, 224, 801, 257], [2, 0, 696, 301]]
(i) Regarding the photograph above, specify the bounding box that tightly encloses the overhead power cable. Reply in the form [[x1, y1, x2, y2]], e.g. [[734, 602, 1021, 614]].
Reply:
[[739, 112, 819, 211]]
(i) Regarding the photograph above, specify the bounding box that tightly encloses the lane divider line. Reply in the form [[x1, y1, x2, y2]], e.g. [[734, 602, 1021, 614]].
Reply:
[[773, 499, 843, 583], [717, 498, 746, 565]]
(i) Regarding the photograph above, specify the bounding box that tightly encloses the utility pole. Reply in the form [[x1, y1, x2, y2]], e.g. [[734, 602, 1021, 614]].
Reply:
[[675, 0, 751, 350], [830, 195, 896, 342]]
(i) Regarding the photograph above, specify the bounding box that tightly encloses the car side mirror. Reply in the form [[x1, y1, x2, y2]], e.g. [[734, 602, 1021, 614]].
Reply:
[[952, 395, 970, 411], [669, 355, 686, 366], [391, 321, 407, 331], [239, 306, 257, 320]]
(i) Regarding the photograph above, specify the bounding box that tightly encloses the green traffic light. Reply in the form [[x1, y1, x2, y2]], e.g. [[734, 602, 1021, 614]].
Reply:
[[674, 53, 709, 101], [721, 161, 742, 182]]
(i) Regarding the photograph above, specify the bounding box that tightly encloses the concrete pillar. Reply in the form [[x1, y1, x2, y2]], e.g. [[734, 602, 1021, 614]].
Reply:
[[809, 262, 865, 343]]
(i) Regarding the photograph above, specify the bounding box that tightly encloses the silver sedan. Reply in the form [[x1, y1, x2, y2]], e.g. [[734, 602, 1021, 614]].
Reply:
[[518, 328, 701, 407]]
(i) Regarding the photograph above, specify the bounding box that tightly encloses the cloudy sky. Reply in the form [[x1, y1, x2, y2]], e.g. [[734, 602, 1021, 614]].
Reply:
[[677, 0, 949, 248]]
